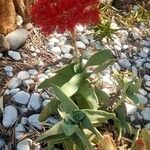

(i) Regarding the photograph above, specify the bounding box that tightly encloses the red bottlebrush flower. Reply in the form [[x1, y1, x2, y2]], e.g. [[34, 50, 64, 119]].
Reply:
[[31, 0, 100, 34]]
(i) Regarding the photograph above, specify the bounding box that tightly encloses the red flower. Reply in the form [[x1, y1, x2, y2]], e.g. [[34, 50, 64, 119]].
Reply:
[[31, 0, 100, 34]]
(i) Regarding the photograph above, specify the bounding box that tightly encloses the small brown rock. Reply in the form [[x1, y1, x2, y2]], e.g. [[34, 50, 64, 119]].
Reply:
[[0, 34, 10, 52]]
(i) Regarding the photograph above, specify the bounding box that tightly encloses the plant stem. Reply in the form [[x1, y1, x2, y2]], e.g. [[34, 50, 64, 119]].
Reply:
[[70, 30, 80, 61]]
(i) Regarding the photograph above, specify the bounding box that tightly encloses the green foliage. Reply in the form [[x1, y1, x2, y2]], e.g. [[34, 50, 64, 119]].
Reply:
[[38, 49, 142, 149]]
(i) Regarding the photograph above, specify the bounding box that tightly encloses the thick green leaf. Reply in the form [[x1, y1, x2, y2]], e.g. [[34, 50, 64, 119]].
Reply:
[[74, 129, 94, 150], [72, 93, 92, 109], [62, 122, 78, 136], [63, 139, 76, 150], [84, 50, 114, 68], [78, 80, 99, 109], [51, 84, 79, 114], [116, 105, 132, 134], [127, 93, 140, 105], [81, 114, 100, 137], [93, 59, 115, 73], [36, 121, 65, 142], [38, 63, 76, 88], [39, 98, 60, 121], [82, 109, 115, 126], [61, 73, 85, 97], [95, 88, 110, 103]]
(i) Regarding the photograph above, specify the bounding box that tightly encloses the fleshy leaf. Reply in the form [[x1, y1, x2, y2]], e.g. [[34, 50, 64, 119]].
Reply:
[[38, 63, 76, 88], [39, 98, 60, 121], [78, 80, 99, 109], [51, 84, 79, 114], [85, 50, 114, 68]]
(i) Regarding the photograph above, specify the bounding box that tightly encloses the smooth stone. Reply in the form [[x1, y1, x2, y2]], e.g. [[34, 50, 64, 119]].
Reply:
[[130, 115, 135, 122], [6, 71, 13, 77], [60, 45, 72, 53], [10, 88, 20, 95], [8, 77, 22, 89], [21, 117, 28, 125], [118, 58, 131, 69], [134, 60, 142, 67], [50, 47, 61, 55], [140, 40, 150, 47], [145, 81, 150, 87], [28, 93, 42, 110], [16, 132, 24, 140], [76, 25, 85, 32], [0, 138, 5, 149], [6, 28, 28, 50], [113, 38, 122, 47], [114, 45, 122, 51], [46, 117, 59, 125], [138, 89, 147, 96], [63, 53, 73, 59], [110, 22, 119, 29], [136, 112, 143, 120], [23, 79, 34, 86], [28, 69, 38, 76], [139, 50, 148, 58], [4, 89, 10, 95], [144, 63, 150, 69], [8, 51, 21, 60], [144, 74, 150, 81], [112, 62, 121, 71], [17, 71, 30, 80], [141, 108, 150, 121], [125, 103, 137, 115], [17, 139, 32, 150], [131, 66, 138, 75], [28, 114, 42, 130], [49, 37, 59, 44], [134, 125, 141, 129], [79, 36, 89, 45], [43, 99, 50, 106], [59, 36, 67, 42], [148, 93, 150, 99], [2, 105, 18, 128], [47, 41, 54, 48], [145, 123, 150, 129], [15, 124, 25, 132], [117, 30, 128, 40], [76, 41, 86, 49], [137, 94, 148, 104], [123, 44, 129, 50], [13, 91, 30, 105], [40, 92, 49, 99], [4, 66, 13, 72]]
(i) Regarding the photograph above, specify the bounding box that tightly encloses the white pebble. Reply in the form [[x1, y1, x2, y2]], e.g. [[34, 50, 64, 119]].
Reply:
[[50, 47, 61, 55], [17, 71, 30, 80], [125, 102, 137, 115], [76, 41, 86, 49], [63, 53, 73, 59], [28, 69, 38, 76], [60, 45, 72, 53], [0, 53, 3, 58]]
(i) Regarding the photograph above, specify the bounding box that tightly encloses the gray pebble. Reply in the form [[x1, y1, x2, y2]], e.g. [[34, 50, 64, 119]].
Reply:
[[21, 117, 28, 125], [4, 66, 13, 72], [118, 58, 131, 69], [8, 51, 21, 61], [10, 88, 20, 95], [144, 63, 150, 69], [13, 91, 30, 105], [8, 77, 22, 89], [2, 105, 18, 128], [17, 139, 32, 150], [0, 138, 5, 149], [60, 45, 72, 53], [28, 114, 42, 130], [50, 47, 61, 55], [144, 74, 150, 81], [141, 108, 150, 121], [28, 93, 42, 110], [28, 69, 38, 76], [137, 94, 148, 104]]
